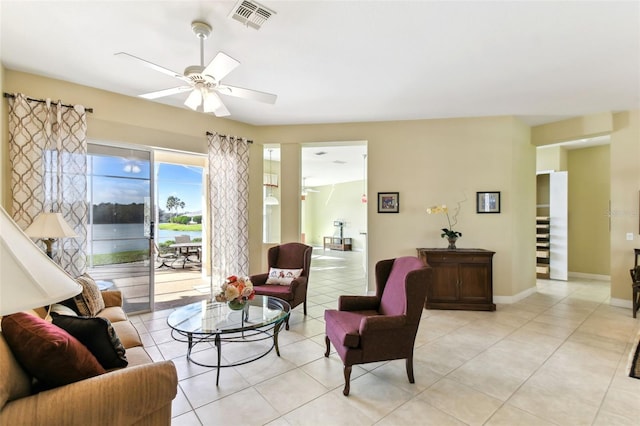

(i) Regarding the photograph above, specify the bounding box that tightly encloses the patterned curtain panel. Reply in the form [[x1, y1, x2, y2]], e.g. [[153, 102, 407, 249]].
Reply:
[[207, 132, 250, 288], [8, 93, 88, 276]]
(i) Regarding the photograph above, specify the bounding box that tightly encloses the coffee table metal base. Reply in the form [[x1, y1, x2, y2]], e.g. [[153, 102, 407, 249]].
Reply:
[[171, 322, 285, 385]]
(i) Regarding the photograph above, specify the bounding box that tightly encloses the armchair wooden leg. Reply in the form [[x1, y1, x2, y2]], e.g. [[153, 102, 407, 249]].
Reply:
[[324, 336, 330, 357], [303, 299, 307, 316], [406, 355, 415, 383], [343, 365, 352, 396]]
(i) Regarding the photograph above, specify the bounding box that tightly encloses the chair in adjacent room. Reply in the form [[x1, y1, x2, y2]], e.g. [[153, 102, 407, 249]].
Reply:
[[324, 256, 430, 396], [250, 242, 313, 330]]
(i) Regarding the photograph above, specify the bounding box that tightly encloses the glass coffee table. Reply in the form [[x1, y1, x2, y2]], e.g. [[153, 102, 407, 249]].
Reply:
[[167, 296, 290, 385]]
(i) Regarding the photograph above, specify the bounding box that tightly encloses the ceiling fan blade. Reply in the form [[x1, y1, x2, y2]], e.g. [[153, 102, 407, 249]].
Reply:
[[203, 52, 240, 82], [115, 52, 191, 84], [184, 89, 202, 111], [139, 86, 192, 100], [217, 84, 277, 104]]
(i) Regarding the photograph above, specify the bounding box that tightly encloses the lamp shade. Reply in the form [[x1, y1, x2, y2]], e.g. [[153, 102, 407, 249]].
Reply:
[[24, 212, 78, 239], [0, 207, 81, 316]]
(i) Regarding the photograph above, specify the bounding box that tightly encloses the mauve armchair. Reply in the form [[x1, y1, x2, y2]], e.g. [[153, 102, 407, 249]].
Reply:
[[324, 256, 430, 396], [250, 242, 313, 330]]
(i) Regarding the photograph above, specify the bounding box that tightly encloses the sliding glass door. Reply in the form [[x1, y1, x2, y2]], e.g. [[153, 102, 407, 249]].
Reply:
[[86, 143, 154, 313]]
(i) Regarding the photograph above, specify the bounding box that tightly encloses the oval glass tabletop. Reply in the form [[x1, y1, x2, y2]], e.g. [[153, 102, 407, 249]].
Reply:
[[167, 295, 290, 334]]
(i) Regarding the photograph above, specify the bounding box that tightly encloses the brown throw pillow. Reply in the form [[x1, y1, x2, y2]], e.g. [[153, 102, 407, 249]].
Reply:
[[52, 313, 128, 369], [74, 273, 105, 316], [1, 312, 106, 389]]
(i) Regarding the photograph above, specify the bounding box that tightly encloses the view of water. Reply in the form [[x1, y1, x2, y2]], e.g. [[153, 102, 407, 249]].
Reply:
[[88, 224, 202, 255]]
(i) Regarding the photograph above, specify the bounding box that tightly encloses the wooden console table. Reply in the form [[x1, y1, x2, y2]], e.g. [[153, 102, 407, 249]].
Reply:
[[416, 248, 496, 311], [324, 237, 352, 251]]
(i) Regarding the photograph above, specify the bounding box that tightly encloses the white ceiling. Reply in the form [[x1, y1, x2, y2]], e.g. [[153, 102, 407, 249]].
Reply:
[[1, 1, 638, 128]]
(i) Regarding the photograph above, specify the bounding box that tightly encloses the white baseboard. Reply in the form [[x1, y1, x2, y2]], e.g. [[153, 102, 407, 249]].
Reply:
[[494, 286, 537, 304], [610, 298, 633, 310], [568, 271, 611, 281]]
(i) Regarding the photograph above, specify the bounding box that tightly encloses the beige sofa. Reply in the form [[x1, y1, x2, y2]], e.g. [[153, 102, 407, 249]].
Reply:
[[0, 291, 178, 425]]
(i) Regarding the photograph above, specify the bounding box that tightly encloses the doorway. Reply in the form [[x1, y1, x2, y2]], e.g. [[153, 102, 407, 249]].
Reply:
[[153, 150, 208, 310], [535, 136, 611, 281], [300, 142, 368, 281]]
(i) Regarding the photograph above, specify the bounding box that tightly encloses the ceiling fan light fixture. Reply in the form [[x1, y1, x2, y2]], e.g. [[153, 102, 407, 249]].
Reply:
[[203, 91, 223, 113], [184, 89, 202, 110]]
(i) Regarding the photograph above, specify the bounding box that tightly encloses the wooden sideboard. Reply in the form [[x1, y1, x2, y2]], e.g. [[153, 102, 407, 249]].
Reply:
[[416, 248, 496, 311]]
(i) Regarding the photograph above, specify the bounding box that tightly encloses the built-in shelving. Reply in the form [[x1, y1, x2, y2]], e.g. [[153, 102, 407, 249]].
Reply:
[[536, 216, 550, 278], [536, 171, 568, 281]]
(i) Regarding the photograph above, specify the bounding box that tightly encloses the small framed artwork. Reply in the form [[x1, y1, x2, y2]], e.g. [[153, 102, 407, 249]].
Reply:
[[378, 192, 399, 213], [477, 191, 501, 214]]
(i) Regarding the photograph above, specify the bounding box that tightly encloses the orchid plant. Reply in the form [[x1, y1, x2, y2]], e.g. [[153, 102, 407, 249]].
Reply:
[[426, 204, 462, 239]]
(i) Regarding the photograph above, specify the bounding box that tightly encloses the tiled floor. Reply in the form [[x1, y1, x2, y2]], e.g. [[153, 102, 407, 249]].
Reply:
[[130, 249, 640, 425]]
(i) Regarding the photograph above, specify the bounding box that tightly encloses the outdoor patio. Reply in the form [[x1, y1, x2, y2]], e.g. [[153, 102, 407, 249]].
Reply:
[[87, 262, 208, 312]]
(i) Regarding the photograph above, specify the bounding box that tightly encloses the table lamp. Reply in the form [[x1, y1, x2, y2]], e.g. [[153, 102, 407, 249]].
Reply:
[[0, 206, 81, 316], [24, 211, 78, 258]]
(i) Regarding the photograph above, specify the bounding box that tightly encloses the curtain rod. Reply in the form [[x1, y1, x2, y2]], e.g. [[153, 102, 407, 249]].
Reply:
[[206, 131, 253, 144], [3, 92, 94, 113]]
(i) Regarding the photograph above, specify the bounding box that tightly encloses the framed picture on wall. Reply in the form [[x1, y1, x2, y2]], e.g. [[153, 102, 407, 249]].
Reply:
[[477, 191, 501, 214], [378, 192, 399, 213]]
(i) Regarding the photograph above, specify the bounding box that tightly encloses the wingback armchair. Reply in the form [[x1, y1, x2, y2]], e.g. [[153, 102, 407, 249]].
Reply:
[[324, 256, 430, 396], [250, 242, 313, 330]]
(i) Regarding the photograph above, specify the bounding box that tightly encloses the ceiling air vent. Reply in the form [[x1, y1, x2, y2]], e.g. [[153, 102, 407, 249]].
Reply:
[[229, 0, 276, 30]]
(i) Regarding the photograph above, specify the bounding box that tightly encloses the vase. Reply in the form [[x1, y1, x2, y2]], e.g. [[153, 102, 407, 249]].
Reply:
[[227, 299, 246, 311], [447, 237, 458, 249]]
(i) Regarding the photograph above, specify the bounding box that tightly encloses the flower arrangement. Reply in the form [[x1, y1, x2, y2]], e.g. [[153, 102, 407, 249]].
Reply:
[[426, 204, 462, 239], [214, 275, 255, 304]]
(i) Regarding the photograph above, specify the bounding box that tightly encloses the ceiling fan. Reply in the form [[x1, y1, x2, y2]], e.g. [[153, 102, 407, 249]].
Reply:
[[115, 21, 277, 117]]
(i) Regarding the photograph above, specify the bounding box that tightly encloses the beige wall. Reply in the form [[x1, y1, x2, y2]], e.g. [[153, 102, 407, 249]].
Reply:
[[2, 68, 637, 305], [537, 145, 568, 172], [259, 116, 536, 297], [567, 145, 610, 275], [610, 111, 640, 303], [0, 72, 539, 298], [532, 113, 613, 146]]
